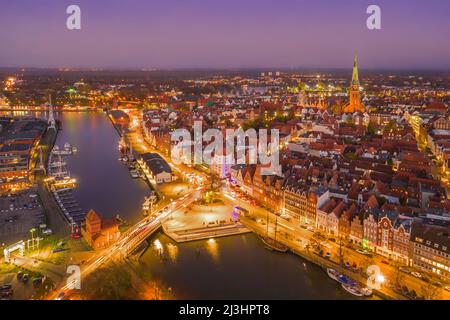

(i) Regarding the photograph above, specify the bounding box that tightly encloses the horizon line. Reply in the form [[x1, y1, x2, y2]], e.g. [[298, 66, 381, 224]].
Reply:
[[1, 66, 450, 73]]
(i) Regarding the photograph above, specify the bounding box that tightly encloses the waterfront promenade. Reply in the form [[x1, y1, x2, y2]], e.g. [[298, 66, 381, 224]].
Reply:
[[33, 125, 70, 237]]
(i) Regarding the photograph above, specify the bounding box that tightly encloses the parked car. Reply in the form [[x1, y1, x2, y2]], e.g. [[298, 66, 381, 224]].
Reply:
[[431, 280, 442, 287], [42, 228, 53, 235], [0, 284, 12, 291], [0, 291, 12, 299], [356, 249, 371, 256], [22, 274, 29, 283], [33, 278, 43, 288], [399, 266, 410, 274], [411, 272, 423, 279]]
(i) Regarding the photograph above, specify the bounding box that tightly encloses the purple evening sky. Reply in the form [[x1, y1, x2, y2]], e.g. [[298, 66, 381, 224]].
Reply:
[[0, 0, 449, 69]]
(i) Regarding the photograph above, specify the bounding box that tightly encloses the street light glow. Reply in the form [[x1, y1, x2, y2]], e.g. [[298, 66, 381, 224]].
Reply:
[[376, 274, 385, 284]]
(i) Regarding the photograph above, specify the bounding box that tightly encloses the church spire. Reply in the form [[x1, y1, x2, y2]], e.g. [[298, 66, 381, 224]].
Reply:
[[352, 51, 359, 85], [342, 51, 364, 113]]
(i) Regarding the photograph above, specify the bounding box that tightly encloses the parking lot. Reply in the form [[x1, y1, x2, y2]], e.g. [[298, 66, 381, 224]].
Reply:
[[0, 189, 44, 244]]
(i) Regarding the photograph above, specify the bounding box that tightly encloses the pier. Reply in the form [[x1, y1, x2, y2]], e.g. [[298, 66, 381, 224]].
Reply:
[[162, 223, 250, 243]]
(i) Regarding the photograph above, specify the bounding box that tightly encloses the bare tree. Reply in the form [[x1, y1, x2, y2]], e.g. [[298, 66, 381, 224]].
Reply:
[[420, 282, 441, 300]]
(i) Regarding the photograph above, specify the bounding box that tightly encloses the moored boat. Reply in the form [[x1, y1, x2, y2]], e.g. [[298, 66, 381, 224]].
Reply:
[[360, 287, 373, 296], [327, 268, 341, 282], [341, 283, 365, 297], [130, 170, 139, 179], [261, 237, 289, 253]]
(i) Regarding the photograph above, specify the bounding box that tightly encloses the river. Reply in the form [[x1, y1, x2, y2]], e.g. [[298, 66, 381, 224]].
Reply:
[[53, 111, 354, 299]]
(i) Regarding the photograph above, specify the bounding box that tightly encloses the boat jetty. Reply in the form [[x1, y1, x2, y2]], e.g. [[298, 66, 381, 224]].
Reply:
[[47, 143, 85, 235]]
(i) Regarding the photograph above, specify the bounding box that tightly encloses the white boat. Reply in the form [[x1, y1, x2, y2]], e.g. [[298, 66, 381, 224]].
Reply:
[[341, 283, 365, 297], [327, 268, 341, 282], [130, 170, 139, 179], [50, 161, 66, 168], [52, 149, 72, 156], [360, 287, 373, 296]]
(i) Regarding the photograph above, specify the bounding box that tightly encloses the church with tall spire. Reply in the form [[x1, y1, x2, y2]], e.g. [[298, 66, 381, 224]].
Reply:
[[342, 52, 365, 113]]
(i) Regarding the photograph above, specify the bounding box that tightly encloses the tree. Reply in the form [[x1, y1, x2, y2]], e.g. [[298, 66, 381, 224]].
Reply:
[[367, 122, 378, 135], [420, 282, 441, 300], [83, 264, 136, 300], [344, 151, 358, 161], [384, 120, 398, 132]]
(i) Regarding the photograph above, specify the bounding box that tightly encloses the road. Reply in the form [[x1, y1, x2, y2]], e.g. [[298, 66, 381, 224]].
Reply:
[[48, 187, 202, 299]]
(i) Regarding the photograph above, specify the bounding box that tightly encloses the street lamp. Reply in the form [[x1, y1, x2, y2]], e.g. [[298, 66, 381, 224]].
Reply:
[[29, 228, 37, 250], [30, 228, 36, 241], [376, 274, 385, 285]]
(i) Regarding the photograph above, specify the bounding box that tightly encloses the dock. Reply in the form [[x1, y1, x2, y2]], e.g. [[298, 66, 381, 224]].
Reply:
[[162, 222, 250, 243]]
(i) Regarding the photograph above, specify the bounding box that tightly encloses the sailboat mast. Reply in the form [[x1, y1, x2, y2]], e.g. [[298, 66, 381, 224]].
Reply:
[[274, 216, 278, 241]]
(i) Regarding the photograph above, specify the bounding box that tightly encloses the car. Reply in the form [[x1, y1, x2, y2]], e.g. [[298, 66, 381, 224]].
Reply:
[[381, 260, 390, 265], [300, 225, 307, 229], [0, 284, 12, 291], [32, 278, 43, 288], [399, 266, 410, 274], [0, 290, 12, 299], [431, 280, 442, 287], [42, 228, 53, 235], [55, 292, 66, 300], [324, 252, 331, 259], [411, 272, 423, 279], [22, 274, 29, 283], [307, 227, 315, 232], [355, 249, 373, 257], [444, 285, 450, 292]]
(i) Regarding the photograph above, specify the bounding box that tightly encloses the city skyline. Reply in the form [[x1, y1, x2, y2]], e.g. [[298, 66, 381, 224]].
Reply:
[[1, 0, 449, 70]]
